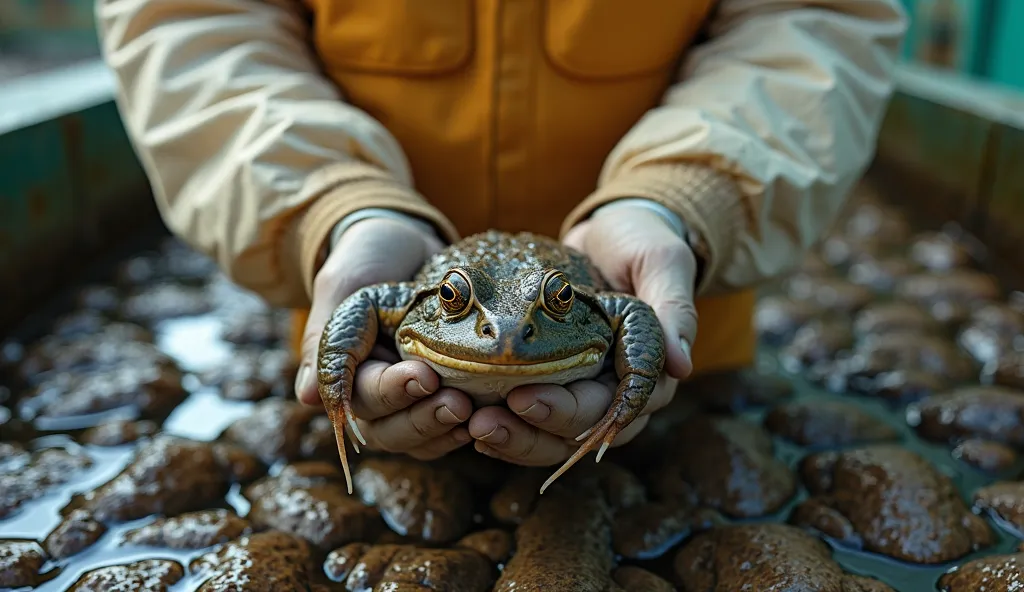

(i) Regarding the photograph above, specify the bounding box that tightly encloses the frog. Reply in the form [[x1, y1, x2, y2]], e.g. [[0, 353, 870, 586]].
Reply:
[[317, 230, 666, 495]]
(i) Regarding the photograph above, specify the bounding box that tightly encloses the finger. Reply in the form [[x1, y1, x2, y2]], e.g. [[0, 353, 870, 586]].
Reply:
[[363, 388, 472, 453], [505, 380, 612, 439], [295, 291, 344, 406], [631, 240, 699, 381], [406, 428, 473, 461], [352, 359, 440, 420], [468, 406, 577, 467]]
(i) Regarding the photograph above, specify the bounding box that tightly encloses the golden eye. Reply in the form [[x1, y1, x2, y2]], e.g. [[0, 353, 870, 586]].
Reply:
[[439, 270, 473, 317], [541, 272, 574, 317]]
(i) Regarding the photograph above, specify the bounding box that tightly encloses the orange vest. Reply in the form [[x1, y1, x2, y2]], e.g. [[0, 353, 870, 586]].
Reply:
[[292, 0, 756, 375]]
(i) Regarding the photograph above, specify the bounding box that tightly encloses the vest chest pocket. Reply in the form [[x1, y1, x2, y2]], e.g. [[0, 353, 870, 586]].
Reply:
[[543, 0, 714, 80], [312, 0, 474, 75]]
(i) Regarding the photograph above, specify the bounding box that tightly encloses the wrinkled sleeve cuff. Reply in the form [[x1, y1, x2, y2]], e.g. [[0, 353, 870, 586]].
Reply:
[[283, 161, 461, 300], [560, 163, 745, 295]]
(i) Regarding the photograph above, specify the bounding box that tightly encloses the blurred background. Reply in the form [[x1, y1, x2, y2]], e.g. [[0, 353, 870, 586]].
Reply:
[[1, 0, 1023, 88]]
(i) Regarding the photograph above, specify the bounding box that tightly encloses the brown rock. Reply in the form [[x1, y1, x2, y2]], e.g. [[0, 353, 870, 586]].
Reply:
[[354, 457, 474, 543], [937, 552, 1024, 591], [1, 445, 93, 519], [982, 351, 1024, 391], [613, 566, 676, 592], [852, 301, 940, 337], [44, 509, 106, 559], [909, 232, 972, 271], [612, 501, 718, 560], [69, 559, 183, 592], [673, 524, 894, 591], [245, 462, 381, 550], [896, 270, 1001, 305], [974, 481, 1024, 534], [79, 435, 259, 522], [853, 331, 974, 382], [324, 543, 494, 591], [953, 439, 1017, 473], [0, 540, 46, 589], [80, 419, 158, 446], [754, 296, 822, 344], [651, 416, 796, 518], [843, 202, 910, 244], [764, 399, 899, 448], [786, 274, 874, 313], [821, 234, 887, 267], [848, 256, 919, 292], [200, 347, 297, 402], [223, 398, 325, 464], [122, 509, 253, 549], [456, 529, 514, 565], [688, 370, 794, 413], [908, 386, 1024, 446], [779, 319, 854, 372], [120, 282, 212, 323], [793, 445, 992, 563], [190, 531, 316, 592]]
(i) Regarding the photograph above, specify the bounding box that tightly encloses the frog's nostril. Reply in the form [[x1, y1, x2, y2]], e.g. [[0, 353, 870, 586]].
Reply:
[[522, 324, 535, 340], [481, 323, 495, 338]]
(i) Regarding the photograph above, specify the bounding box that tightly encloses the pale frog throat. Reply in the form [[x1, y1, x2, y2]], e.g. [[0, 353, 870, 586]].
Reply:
[[398, 337, 607, 402]]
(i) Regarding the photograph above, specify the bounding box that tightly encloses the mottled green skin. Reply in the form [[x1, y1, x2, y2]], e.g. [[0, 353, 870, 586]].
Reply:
[[317, 230, 666, 494]]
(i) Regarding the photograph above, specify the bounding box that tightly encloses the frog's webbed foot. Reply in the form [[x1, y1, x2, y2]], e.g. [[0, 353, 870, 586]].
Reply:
[[540, 293, 665, 494], [318, 282, 421, 494]]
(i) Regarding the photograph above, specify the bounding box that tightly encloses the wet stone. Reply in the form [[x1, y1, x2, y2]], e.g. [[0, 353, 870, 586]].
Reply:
[[613, 566, 676, 592], [456, 529, 514, 565], [855, 368, 949, 404], [908, 386, 1024, 447], [953, 439, 1018, 473], [80, 419, 158, 446], [983, 351, 1024, 391], [852, 301, 941, 337], [958, 303, 1024, 364], [77, 285, 121, 312], [793, 445, 993, 563], [673, 523, 895, 591], [909, 231, 973, 271], [651, 416, 796, 519], [79, 435, 261, 522], [245, 462, 381, 550], [44, 509, 106, 559], [847, 255, 919, 292], [938, 552, 1024, 592], [69, 559, 183, 592], [121, 509, 253, 549], [763, 399, 899, 448], [821, 234, 887, 267], [974, 481, 1024, 535], [843, 201, 910, 244], [753, 295, 822, 344], [354, 457, 474, 543], [853, 331, 974, 382], [612, 500, 718, 560], [896, 270, 1001, 306], [16, 323, 159, 382], [786, 274, 874, 313], [220, 310, 287, 346], [189, 531, 315, 592], [324, 543, 494, 591], [52, 310, 108, 338], [0, 540, 46, 589], [779, 319, 854, 372], [1, 445, 93, 519], [688, 369, 794, 413], [119, 283, 213, 323], [223, 398, 325, 464], [201, 347, 298, 402]]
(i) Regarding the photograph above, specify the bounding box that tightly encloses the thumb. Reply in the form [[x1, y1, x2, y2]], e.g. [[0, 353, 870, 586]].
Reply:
[[632, 240, 699, 380]]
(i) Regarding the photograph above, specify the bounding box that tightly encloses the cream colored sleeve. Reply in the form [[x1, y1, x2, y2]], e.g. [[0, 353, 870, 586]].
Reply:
[[95, 0, 459, 308], [562, 0, 907, 295]]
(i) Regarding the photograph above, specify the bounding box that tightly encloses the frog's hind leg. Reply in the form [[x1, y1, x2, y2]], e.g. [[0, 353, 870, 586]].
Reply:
[[540, 293, 665, 494], [318, 282, 421, 494]]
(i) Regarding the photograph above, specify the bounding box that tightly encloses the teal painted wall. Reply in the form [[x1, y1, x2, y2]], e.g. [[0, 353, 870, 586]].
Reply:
[[989, 0, 1024, 89]]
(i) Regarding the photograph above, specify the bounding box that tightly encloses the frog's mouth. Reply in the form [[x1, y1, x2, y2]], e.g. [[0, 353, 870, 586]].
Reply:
[[398, 336, 605, 376]]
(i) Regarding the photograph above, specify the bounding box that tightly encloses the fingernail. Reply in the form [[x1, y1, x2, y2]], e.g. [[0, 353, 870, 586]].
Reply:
[[295, 364, 312, 397], [407, 379, 431, 397], [680, 338, 692, 361], [479, 425, 509, 445], [517, 402, 551, 422], [435, 405, 464, 425]]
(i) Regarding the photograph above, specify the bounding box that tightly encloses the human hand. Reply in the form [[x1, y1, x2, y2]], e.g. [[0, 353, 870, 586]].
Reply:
[[468, 205, 698, 464], [294, 216, 474, 460]]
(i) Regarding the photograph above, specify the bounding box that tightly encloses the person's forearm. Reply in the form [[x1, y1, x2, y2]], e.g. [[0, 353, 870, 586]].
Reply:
[[562, 0, 907, 295], [96, 0, 457, 307]]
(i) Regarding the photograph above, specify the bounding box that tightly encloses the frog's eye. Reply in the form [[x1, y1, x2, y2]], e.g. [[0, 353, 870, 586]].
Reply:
[[541, 271, 574, 318], [439, 270, 473, 317]]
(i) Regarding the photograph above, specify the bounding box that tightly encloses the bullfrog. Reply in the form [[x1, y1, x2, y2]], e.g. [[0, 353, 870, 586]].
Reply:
[[317, 230, 666, 494]]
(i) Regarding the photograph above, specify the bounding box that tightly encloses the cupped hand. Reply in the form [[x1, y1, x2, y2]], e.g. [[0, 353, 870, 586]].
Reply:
[[294, 217, 474, 460], [469, 205, 699, 465]]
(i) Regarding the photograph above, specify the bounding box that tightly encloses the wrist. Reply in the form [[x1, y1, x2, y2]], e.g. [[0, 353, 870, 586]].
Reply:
[[329, 208, 439, 252]]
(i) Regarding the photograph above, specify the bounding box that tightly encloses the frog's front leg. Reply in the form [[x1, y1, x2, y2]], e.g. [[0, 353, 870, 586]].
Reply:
[[318, 282, 423, 493], [540, 293, 666, 494]]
